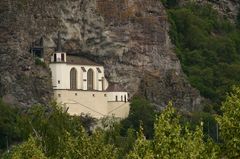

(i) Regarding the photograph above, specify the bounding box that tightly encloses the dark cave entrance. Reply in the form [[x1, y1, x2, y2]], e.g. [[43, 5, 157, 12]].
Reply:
[[29, 37, 44, 59]]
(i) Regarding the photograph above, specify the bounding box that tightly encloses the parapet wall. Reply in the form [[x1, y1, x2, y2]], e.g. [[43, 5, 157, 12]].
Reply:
[[54, 90, 130, 119]]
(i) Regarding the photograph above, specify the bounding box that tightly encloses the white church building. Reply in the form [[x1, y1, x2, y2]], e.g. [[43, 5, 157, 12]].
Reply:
[[49, 52, 130, 119]]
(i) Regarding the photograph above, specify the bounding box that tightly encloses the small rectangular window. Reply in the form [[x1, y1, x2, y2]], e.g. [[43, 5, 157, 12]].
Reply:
[[61, 53, 65, 62], [115, 96, 118, 101], [104, 94, 107, 97], [54, 54, 57, 62], [75, 93, 77, 96], [58, 94, 61, 97], [58, 80, 60, 84], [92, 94, 95, 97]]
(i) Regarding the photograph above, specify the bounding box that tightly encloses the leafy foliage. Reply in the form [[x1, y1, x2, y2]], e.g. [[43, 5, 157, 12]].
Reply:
[[2, 102, 118, 159], [161, 0, 180, 8], [216, 86, 240, 158], [35, 58, 47, 68], [3, 87, 240, 158], [120, 97, 156, 138], [0, 100, 24, 150], [127, 126, 154, 159], [128, 102, 219, 159], [168, 3, 240, 110], [153, 102, 219, 158], [2, 137, 47, 159]]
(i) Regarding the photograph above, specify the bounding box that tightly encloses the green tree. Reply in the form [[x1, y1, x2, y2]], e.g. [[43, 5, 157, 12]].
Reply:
[[128, 103, 219, 158], [153, 102, 217, 158], [120, 97, 156, 138], [127, 126, 154, 159], [0, 100, 23, 151], [19, 102, 119, 158], [2, 136, 47, 159], [49, 127, 118, 159], [216, 86, 240, 158]]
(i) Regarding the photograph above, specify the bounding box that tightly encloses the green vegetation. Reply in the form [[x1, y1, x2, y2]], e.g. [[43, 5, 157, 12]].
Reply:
[[35, 58, 47, 68], [161, 0, 179, 8], [1, 87, 240, 158], [167, 3, 240, 110], [0, 100, 23, 151], [216, 86, 240, 158], [120, 97, 156, 139], [2, 137, 47, 159], [237, 9, 240, 27], [128, 103, 219, 159]]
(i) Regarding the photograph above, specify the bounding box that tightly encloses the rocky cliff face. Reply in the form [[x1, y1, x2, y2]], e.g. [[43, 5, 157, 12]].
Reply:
[[0, 0, 59, 107], [0, 0, 202, 111]]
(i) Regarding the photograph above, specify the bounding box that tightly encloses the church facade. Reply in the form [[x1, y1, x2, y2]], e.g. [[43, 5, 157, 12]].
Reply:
[[49, 52, 130, 119]]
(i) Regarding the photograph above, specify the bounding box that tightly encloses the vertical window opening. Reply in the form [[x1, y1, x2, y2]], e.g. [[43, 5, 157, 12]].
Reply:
[[70, 68, 77, 89], [61, 53, 65, 62], [54, 54, 57, 62], [87, 69, 94, 90]]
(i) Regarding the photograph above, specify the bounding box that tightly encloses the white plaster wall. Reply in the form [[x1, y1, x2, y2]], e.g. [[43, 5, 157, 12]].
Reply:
[[103, 77, 109, 90], [49, 63, 105, 91], [54, 90, 109, 118], [107, 92, 128, 102], [50, 58, 130, 119], [107, 102, 130, 118], [49, 63, 69, 89]]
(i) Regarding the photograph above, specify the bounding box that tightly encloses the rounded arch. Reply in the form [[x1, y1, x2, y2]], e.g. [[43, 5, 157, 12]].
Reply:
[[70, 67, 77, 89], [87, 68, 94, 90]]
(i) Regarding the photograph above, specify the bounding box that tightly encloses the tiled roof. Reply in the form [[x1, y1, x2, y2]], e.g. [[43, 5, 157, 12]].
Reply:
[[67, 55, 102, 66]]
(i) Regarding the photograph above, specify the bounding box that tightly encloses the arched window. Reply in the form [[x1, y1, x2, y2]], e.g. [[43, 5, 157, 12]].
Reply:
[[87, 69, 94, 90], [70, 68, 77, 89]]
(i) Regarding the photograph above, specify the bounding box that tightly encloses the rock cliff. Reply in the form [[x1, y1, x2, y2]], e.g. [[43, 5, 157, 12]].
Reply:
[[0, 0, 202, 111]]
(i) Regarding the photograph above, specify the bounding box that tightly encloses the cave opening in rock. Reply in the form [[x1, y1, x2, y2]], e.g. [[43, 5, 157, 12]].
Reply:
[[30, 37, 44, 59]]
